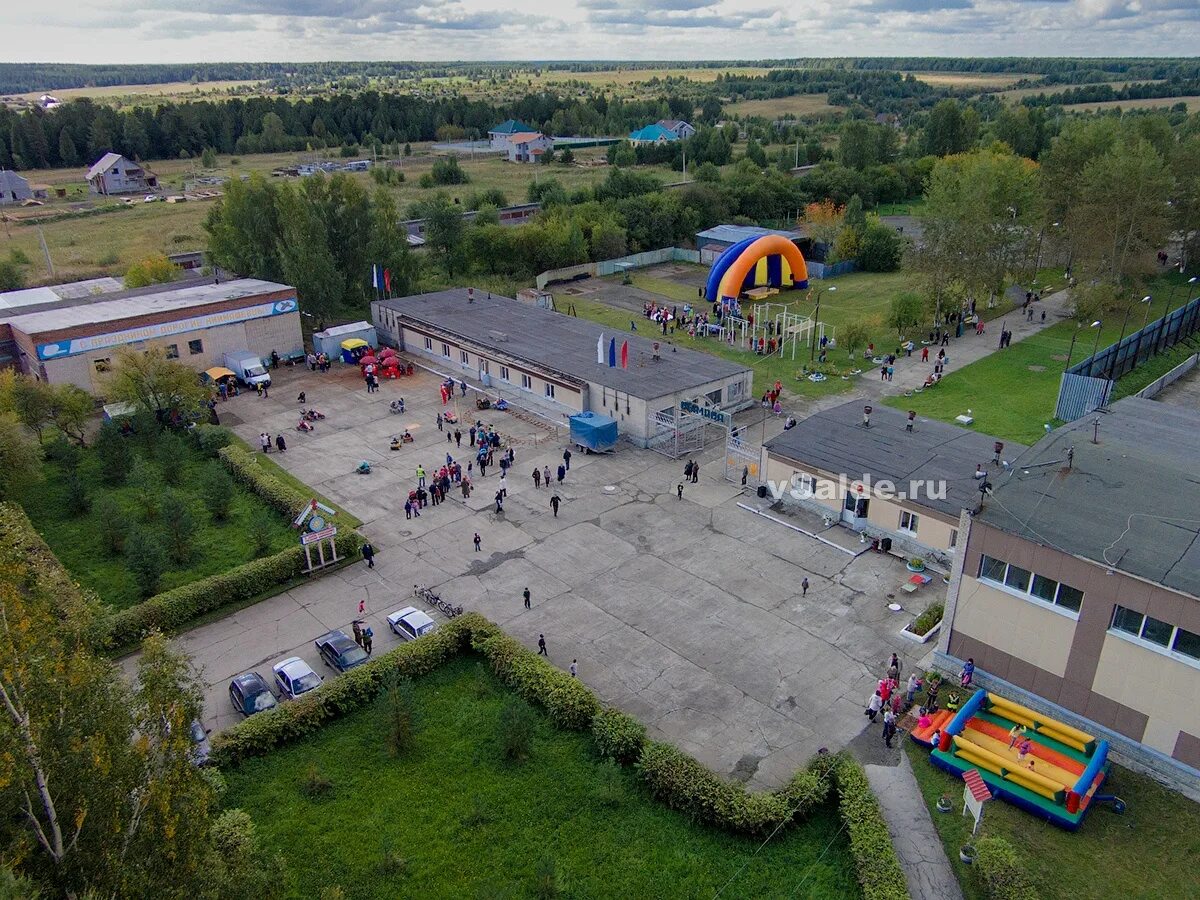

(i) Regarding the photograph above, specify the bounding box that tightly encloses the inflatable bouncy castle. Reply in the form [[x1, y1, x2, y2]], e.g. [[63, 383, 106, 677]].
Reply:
[[705, 235, 809, 306]]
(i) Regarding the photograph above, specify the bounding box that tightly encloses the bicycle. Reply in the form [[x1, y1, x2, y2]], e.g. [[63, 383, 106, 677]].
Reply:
[[413, 585, 462, 618]]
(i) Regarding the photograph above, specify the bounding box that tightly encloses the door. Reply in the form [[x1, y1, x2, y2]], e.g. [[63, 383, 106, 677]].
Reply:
[[842, 492, 869, 525]]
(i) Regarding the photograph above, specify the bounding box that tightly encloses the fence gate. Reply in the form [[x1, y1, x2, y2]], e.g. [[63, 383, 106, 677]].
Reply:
[[723, 434, 761, 486], [646, 406, 717, 459], [1055, 373, 1113, 422]]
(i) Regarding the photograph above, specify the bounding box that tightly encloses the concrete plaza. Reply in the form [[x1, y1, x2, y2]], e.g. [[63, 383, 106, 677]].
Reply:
[[184, 360, 943, 790]]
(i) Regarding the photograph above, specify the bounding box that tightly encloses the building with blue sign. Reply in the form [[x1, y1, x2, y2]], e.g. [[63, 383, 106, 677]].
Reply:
[[0, 275, 301, 395]]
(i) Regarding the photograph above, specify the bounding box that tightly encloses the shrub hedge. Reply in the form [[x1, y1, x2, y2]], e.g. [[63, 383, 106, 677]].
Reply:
[[218, 444, 311, 518], [974, 836, 1040, 899], [0, 503, 94, 619], [591, 706, 647, 764], [833, 755, 910, 900], [99, 531, 363, 649]]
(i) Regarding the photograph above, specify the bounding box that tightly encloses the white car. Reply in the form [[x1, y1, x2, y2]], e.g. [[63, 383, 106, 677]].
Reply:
[[272, 656, 322, 700], [387, 606, 437, 642], [142, 194, 158, 203]]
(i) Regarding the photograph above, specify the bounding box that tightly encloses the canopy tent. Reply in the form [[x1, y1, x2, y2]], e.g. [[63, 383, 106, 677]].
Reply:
[[341, 338, 369, 350], [203, 366, 237, 381]]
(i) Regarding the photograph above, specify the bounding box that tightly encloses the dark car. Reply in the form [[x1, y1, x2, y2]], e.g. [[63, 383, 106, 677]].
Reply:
[[314, 630, 370, 673], [229, 672, 277, 717]]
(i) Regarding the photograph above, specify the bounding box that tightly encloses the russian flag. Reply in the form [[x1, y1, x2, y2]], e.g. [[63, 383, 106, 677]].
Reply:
[[384, 268, 391, 295], [620, 340, 629, 369], [608, 337, 616, 368]]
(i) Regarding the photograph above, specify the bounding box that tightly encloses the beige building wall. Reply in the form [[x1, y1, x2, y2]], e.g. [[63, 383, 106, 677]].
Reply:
[[953, 575, 1077, 677], [1092, 634, 1200, 756], [865, 495, 959, 553]]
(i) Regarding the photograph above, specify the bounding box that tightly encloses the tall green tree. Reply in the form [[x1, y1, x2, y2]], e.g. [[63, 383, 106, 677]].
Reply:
[[367, 187, 417, 299], [418, 193, 466, 277], [0, 415, 40, 501], [922, 100, 978, 157], [56, 129, 78, 167], [277, 187, 345, 327], [202, 173, 285, 283], [105, 347, 207, 420]]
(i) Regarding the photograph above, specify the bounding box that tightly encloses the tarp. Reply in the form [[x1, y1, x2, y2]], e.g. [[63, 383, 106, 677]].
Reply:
[[569, 411, 618, 452], [203, 366, 236, 380], [341, 338, 369, 350]]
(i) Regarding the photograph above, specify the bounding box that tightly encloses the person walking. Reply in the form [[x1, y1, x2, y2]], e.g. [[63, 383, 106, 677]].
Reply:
[[888, 653, 901, 682], [352, 620, 363, 647], [416, 465, 426, 488], [543, 465, 552, 486], [556, 464, 566, 485], [677, 482, 684, 500], [532, 467, 542, 489], [454, 429, 462, 447], [404, 499, 412, 519], [362, 625, 373, 655], [684, 459, 694, 482], [523, 588, 531, 609], [275, 434, 287, 453], [550, 494, 561, 517], [494, 491, 503, 514], [436, 413, 443, 432], [538, 634, 548, 656], [882, 708, 897, 748], [691, 461, 699, 484], [362, 541, 375, 569], [921, 346, 929, 362], [498, 474, 508, 498], [801, 577, 809, 596], [260, 432, 271, 453], [569, 659, 578, 678], [866, 690, 883, 723], [905, 672, 922, 706], [358, 598, 366, 616], [469, 426, 477, 446], [563, 448, 572, 471], [473, 532, 482, 552]]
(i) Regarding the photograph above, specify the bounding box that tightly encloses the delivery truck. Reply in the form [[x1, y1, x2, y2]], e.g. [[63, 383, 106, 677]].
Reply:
[[223, 350, 272, 388]]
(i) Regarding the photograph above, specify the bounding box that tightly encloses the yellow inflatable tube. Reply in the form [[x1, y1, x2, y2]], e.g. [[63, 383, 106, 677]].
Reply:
[[987, 696, 1094, 751], [951, 736, 1066, 801]]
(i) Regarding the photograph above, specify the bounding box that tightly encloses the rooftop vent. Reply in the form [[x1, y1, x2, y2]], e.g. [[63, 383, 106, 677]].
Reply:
[[488, 330, 508, 342]]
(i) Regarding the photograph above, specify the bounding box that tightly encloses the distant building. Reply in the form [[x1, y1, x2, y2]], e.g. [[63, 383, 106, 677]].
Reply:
[[488, 119, 536, 151], [694, 224, 801, 253], [0, 170, 32, 206], [657, 119, 696, 140], [506, 132, 553, 164], [628, 124, 679, 146], [874, 112, 902, 129], [37, 95, 61, 110], [86, 153, 158, 196], [341, 160, 371, 172]]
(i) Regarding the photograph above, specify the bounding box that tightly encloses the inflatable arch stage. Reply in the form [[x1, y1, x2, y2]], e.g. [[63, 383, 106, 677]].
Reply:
[[705, 235, 809, 305]]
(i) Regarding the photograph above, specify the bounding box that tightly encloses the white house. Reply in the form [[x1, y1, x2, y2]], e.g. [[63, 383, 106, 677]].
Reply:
[[86, 153, 158, 196], [657, 120, 696, 140], [488, 119, 536, 152], [0, 170, 33, 206], [506, 132, 553, 164]]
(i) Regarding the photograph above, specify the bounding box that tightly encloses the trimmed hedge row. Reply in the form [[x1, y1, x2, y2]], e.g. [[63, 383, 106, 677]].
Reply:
[[0, 502, 93, 617], [591, 706, 647, 764], [217, 444, 311, 518], [833, 755, 910, 900], [974, 836, 1040, 899], [99, 531, 363, 649], [211, 615, 477, 765]]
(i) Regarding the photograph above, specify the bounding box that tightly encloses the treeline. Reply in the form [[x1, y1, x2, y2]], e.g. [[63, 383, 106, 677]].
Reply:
[[716, 69, 939, 114], [1021, 79, 1200, 108]]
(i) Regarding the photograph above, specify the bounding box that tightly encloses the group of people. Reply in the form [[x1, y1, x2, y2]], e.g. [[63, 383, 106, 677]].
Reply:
[[259, 431, 286, 453], [865, 653, 912, 749], [305, 352, 333, 373]]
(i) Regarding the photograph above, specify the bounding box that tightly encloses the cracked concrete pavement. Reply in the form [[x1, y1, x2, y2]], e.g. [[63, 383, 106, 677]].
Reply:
[[166, 362, 942, 791]]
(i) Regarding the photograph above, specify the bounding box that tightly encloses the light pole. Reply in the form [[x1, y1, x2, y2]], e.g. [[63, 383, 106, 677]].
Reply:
[[810, 285, 835, 362], [1034, 221, 1058, 281], [1064, 322, 1082, 372], [1086, 319, 1104, 377], [1109, 297, 1146, 378]]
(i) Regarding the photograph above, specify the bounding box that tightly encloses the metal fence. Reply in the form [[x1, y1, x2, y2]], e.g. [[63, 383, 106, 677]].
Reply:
[[1068, 295, 1200, 380], [807, 260, 858, 280], [1054, 373, 1113, 422], [536, 247, 701, 289]]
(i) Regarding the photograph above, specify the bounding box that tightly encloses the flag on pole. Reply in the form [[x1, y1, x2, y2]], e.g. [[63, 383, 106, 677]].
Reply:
[[596, 333, 604, 365], [608, 337, 616, 368], [384, 269, 391, 295], [620, 340, 629, 369], [370, 264, 381, 290]]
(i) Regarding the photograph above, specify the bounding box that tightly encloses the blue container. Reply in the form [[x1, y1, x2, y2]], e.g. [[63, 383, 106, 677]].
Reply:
[[569, 412, 618, 452]]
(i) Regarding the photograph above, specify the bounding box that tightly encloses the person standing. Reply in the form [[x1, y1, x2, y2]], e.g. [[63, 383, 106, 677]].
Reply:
[[352, 620, 363, 647], [436, 413, 443, 432], [801, 577, 809, 596], [455, 429, 462, 448], [532, 467, 541, 489], [550, 494, 561, 517], [523, 588, 531, 609], [275, 434, 287, 453], [260, 432, 271, 453], [556, 464, 566, 484], [417, 464, 426, 488], [469, 426, 477, 447], [691, 461, 699, 484], [563, 448, 572, 471], [569, 659, 578, 678], [677, 482, 684, 500], [473, 532, 482, 552], [494, 491, 504, 514], [866, 690, 883, 722], [882, 708, 897, 748], [404, 499, 412, 520], [498, 474, 508, 498], [538, 634, 548, 656], [684, 460, 693, 482], [543, 465, 552, 486], [362, 541, 375, 569], [905, 672, 922, 706], [960, 657, 975, 687], [362, 625, 373, 655]]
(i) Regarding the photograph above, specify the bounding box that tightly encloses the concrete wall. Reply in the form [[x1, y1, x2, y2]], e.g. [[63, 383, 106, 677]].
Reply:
[[953, 575, 1076, 677]]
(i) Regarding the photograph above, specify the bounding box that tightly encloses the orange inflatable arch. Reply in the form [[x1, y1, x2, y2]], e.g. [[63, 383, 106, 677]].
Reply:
[[717, 235, 809, 302]]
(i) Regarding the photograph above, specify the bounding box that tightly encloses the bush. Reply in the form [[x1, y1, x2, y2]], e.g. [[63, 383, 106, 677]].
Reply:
[[218, 445, 309, 517], [45, 434, 81, 469], [472, 627, 599, 730], [64, 473, 90, 515], [98, 530, 363, 649], [210, 808, 257, 858], [300, 762, 333, 799], [833, 755, 908, 900], [124, 528, 166, 597], [533, 854, 560, 900], [974, 836, 1040, 898], [910, 602, 944, 637], [430, 156, 468, 185], [94, 423, 133, 484], [157, 433, 187, 485], [498, 697, 537, 762], [93, 494, 128, 555], [382, 674, 417, 756], [159, 490, 198, 564], [592, 706, 646, 763], [199, 462, 235, 522]]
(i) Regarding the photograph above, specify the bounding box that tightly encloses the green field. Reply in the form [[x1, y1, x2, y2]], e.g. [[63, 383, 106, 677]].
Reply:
[[18, 435, 295, 609], [903, 742, 1200, 900], [883, 271, 1200, 443], [224, 657, 860, 900]]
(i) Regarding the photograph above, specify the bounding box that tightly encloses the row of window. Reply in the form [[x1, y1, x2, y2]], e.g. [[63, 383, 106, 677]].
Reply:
[[1111, 605, 1200, 663], [978, 554, 1084, 613], [94, 339, 202, 373], [423, 335, 555, 399]]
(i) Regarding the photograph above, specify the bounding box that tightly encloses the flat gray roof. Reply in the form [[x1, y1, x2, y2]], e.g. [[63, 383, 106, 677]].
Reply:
[[0, 277, 125, 313], [765, 401, 1025, 517], [379, 289, 750, 402], [979, 396, 1200, 598], [6, 278, 293, 335], [695, 224, 800, 246]]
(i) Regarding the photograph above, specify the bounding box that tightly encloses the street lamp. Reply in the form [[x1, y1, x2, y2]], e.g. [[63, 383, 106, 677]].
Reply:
[[1139, 294, 1154, 330], [1034, 221, 1059, 279], [1064, 322, 1083, 372], [1086, 320, 1103, 377], [810, 285, 835, 362]]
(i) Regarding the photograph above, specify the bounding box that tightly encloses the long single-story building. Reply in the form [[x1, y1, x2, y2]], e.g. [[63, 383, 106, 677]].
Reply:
[[760, 402, 1023, 566], [1, 276, 301, 394], [939, 397, 1200, 796], [371, 288, 753, 446]]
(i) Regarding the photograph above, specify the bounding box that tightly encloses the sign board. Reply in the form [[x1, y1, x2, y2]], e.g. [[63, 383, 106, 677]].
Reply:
[[301, 526, 337, 545], [36, 298, 298, 360], [680, 399, 730, 427], [962, 769, 991, 834]]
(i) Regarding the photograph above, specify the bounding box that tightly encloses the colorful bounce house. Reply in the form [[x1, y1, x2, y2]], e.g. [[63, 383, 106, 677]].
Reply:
[[705, 235, 809, 307], [911, 690, 1111, 830]]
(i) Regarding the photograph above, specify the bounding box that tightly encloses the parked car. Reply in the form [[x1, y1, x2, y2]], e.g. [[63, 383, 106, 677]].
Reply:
[[272, 656, 322, 700], [387, 606, 437, 642], [189, 719, 212, 766], [314, 630, 370, 673], [229, 672, 277, 717], [142, 194, 159, 203]]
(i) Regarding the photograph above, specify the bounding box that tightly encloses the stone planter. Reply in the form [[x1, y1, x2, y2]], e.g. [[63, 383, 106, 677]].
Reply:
[[936, 796, 953, 813], [906, 560, 926, 573], [900, 620, 942, 643], [960, 845, 978, 865]]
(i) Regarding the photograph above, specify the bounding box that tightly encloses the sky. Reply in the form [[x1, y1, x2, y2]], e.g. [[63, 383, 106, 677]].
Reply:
[[2, 0, 1199, 63]]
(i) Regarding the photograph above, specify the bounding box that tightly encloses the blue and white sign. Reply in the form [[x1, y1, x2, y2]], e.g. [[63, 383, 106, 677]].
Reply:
[[36, 298, 298, 361], [680, 399, 730, 426]]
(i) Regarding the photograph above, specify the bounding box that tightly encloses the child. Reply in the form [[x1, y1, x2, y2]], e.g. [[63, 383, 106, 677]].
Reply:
[[1017, 738, 1033, 766], [960, 657, 975, 687], [1007, 723, 1027, 750], [918, 710, 933, 731], [945, 690, 961, 712]]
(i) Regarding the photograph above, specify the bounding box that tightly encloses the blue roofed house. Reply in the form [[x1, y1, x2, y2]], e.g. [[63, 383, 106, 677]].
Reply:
[[488, 120, 537, 151], [628, 124, 679, 147], [657, 120, 696, 140]]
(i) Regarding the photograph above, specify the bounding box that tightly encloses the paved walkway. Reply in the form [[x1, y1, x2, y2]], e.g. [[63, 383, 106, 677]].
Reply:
[[865, 753, 964, 900]]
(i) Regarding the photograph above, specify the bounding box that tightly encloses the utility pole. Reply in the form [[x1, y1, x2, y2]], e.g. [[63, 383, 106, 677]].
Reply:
[[37, 225, 54, 277]]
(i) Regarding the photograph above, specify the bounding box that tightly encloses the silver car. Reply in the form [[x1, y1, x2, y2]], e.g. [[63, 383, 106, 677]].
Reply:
[[387, 606, 437, 642], [272, 656, 322, 700]]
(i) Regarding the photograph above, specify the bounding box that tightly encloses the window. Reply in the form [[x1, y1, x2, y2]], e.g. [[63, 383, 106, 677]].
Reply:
[[706, 388, 722, 405], [187, 339, 203, 355], [795, 473, 816, 496], [93, 357, 111, 373], [440, 343, 450, 359], [728, 380, 745, 400], [424, 337, 433, 351], [978, 555, 1083, 614], [500, 366, 510, 382], [949, 529, 958, 550], [521, 373, 532, 390], [164, 344, 179, 359], [1111, 605, 1200, 662], [544, 383, 555, 399], [460, 350, 469, 365], [899, 511, 919, 534]]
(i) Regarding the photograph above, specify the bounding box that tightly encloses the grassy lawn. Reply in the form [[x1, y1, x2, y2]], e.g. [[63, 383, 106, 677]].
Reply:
[[883, 270, 1200, 444], [902, 741, 1200, 900], [724, 94, 838, 118], [224, 657, 860, 900], [18, 437, 295, 609]]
